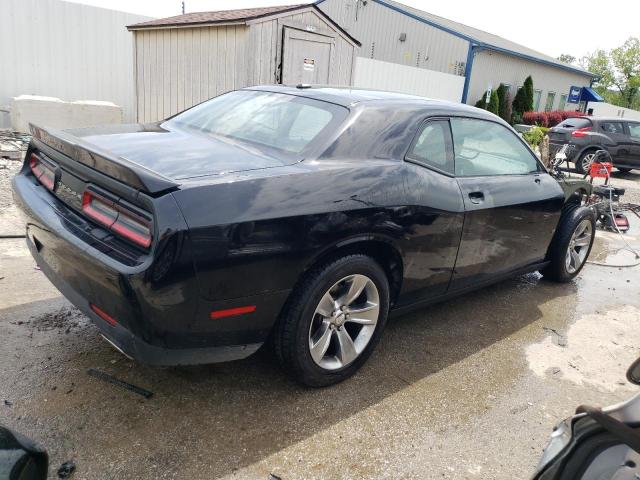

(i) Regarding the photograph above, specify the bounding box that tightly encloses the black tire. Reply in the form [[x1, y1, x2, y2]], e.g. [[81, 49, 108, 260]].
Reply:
[[575, 150, 596, 174], [273, 254, 390, 387], [542, 205, 596, 282], [617, 167, 633, 173]]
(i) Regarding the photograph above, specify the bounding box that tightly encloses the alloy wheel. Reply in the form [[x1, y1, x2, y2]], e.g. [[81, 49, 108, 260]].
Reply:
[[581, 153, 596, 173], [565, 218, 592, 274], [308, 274, 380, 370]]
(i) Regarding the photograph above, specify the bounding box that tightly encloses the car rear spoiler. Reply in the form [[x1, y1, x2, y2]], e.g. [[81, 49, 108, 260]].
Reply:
[[29, 124, 179, 195]]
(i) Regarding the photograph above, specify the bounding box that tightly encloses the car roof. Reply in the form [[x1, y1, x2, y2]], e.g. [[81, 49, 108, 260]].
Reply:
[[245, 85, 481, 113], [588, 116, 635, 123]]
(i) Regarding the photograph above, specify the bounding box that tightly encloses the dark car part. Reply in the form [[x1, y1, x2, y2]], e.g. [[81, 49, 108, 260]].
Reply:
[[542, 205, 595, 282], [13, 86, 581, 386], [274, 254, 390, 387], [534, 359, 640, 480], [0, 426, 48, 480]]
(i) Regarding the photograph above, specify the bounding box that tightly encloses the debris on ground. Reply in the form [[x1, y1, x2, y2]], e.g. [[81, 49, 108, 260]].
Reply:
[[57, 460, 76, 478], [268, 474, 283, 480], [87, 368, 154, 399], [23, 307, 86, 333], [543, 327, 567, 347], [0, 131, 30, 161], [3, 399, 12, 406]]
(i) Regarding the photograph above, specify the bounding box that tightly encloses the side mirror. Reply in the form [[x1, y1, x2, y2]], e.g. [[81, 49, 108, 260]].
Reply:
[[627, 358, 640, 386], [0, 426, 48, 480]]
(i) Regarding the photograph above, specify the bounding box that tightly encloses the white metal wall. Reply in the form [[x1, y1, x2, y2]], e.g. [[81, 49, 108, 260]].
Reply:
[[133, 7, 357, 123], [246, 9, 356, 86], [317, 0, 468, 76], [467, 50, 592, 111], [0, 0, 150, 128], [134, 26, 249, 123], [587, 102, 640, 121], [353, 58, 464, 102]]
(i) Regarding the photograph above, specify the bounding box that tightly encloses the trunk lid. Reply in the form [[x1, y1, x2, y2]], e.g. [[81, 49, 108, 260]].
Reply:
[[62, 123, 295, 181]]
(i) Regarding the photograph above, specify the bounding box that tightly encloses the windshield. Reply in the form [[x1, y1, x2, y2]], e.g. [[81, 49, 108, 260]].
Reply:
[[164, 90, 348, 158]]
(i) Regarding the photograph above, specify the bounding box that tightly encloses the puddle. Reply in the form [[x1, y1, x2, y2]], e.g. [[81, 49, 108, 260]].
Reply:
[[527, 305, 640, 392]]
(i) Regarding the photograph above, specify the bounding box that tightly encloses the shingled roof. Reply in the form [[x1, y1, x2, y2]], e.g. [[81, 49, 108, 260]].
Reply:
[[128, 4, 309, 29]]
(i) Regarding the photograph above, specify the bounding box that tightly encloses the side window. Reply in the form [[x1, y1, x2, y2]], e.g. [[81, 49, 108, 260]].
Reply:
[[451, 118, 540, 177], [628, 123, 640, 140], [600, 122, 624, 135], [406, 120, 453, 174]]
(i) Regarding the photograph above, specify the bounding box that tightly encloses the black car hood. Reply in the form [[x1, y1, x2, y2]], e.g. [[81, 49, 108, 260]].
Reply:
[[66, 123, 295, 180]]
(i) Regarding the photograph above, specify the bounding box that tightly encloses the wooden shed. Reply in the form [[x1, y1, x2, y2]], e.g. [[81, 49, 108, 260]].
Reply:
[[127, 4, 360, 122]]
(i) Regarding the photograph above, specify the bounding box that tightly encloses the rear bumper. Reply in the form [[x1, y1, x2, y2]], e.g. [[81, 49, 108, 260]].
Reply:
[[12, 172, 288, 365], [28, 239, 262, 365]]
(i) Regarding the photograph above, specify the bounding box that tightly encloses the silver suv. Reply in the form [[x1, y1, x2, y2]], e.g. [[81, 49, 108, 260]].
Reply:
[[548, 117, 640, 173]]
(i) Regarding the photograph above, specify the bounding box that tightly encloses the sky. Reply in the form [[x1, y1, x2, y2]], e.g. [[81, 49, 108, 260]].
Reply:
[[66, 0, 639, 60]]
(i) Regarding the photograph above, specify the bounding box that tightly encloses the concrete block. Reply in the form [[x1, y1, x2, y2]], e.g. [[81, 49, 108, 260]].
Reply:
[[10, 95, 123, 133]]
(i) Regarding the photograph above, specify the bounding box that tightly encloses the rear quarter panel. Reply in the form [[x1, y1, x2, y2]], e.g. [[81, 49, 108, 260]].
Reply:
[[172, 159, 465, 305]]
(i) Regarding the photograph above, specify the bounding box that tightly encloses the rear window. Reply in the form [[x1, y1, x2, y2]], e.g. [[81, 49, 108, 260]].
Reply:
[[557, 118, 591, 129], [165, 90, 348, 158]]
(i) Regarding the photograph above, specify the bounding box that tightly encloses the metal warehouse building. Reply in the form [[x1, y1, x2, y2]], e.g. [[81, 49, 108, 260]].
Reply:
[[317, 0, 596, 110], [127, 4, 359, 122]]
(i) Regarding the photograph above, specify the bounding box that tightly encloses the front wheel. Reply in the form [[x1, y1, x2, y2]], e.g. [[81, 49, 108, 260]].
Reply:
[[542, 205, 596, 282], [274, 255, 390, 387]]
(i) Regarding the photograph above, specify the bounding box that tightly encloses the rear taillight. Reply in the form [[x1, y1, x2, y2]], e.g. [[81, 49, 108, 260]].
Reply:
[[29, 153, 55, 190], [571, 127, 592, 138], [82, 190, 153, 248]]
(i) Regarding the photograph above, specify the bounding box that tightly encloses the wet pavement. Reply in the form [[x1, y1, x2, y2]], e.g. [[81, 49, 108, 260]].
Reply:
[[1, 169, 639, 479]]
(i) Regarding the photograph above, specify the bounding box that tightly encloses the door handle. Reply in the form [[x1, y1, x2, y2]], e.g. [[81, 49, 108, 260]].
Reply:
[[468, 191, 484, 204]]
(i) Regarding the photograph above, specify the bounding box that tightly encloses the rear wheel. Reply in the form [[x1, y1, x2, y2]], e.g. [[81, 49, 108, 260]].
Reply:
[[576, 151, 597, 174], [274, 255, 389, 387], [542, 205, 595, 282]]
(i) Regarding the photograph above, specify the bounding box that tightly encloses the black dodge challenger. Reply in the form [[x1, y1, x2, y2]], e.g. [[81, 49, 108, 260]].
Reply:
[[12, 86, 595, 386]]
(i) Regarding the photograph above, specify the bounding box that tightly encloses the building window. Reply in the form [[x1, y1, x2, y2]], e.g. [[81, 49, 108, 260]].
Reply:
[[558, 94, 568, 111], [545, 92, 556, 112], [533, 89, 542, 111]]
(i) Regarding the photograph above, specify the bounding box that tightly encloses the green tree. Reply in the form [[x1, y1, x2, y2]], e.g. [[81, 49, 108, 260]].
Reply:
[[582, 37, 640, 109], [496, 84, 511, 122], [523, 75, 534, 112], [557, 54, 576, 65], [512, 85, 529, 123], [487, 90, 499, 115]]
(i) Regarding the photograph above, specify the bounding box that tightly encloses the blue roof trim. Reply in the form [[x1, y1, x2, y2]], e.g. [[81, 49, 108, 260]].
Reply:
[[316, 0, 596, 78], [370, 0, 477, 43], [478, 44, 597, 78]]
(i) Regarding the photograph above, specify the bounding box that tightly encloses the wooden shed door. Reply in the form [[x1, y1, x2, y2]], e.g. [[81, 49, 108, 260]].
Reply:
[[281, 27, 334, 85]]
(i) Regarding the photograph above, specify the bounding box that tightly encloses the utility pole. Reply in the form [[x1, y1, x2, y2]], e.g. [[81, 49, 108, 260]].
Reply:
[[181, 2, 185, 14]]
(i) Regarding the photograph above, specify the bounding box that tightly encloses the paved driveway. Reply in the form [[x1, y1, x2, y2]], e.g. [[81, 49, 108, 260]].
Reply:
[[1, 164, 639, 479]]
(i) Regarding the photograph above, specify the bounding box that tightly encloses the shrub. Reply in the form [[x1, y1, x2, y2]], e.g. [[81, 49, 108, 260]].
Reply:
[[523, 126, 549, 148], [547, 111, 562, 127], [521, 110, 586, 128], [487, 90, 499, 115], [512, 86, 528, 123], [523, 76, 534, 112], [497, 84, 512, 123]]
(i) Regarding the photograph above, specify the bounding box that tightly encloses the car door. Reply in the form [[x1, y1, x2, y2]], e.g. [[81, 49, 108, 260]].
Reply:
[[449, 117, 565, 291], [397, 118, 465, 305], [598, 121, 628, 161], [622, 122, 640, 168]]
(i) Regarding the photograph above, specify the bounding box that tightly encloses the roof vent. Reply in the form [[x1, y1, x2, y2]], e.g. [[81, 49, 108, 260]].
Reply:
[[296, 84, 312, 89]]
